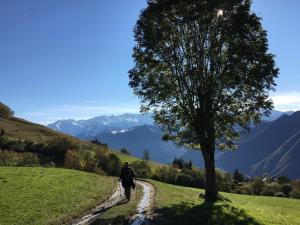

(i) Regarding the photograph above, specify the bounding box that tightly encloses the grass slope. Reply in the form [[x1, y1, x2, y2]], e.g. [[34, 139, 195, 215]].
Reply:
[[150, 180, 300, 225], [116, 152, 162, 171], [0, 117, 69, 142], [0, 167, 117, 225]]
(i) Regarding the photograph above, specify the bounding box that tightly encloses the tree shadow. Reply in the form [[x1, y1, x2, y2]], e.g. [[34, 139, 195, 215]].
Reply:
[[153, 201, 261, 225]]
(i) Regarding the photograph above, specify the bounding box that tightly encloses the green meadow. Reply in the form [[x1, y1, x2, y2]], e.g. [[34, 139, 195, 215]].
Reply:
[[0, 167, 116, 225], [150, 180, 300, 225]]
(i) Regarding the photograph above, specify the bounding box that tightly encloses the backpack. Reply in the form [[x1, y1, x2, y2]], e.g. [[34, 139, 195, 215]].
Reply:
[[123, 167, 133, 181]]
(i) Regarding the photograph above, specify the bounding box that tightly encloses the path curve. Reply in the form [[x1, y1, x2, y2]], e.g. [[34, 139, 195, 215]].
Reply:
[[71, 180, 155, 225], [129, 180, 155, 225]]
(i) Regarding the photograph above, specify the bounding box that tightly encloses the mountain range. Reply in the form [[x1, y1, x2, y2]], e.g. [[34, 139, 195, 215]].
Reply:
[[47, 110, 299, 178]]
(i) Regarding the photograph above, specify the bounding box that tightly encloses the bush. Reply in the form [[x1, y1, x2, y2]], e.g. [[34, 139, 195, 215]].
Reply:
[[153, 166, 206, 189], [216, 170, 232, 192], [260, 189, 275, 196], [233, 185, 252, 195], [281, 184, 293, 196], [64, 150, 82, 170], [289, 189, 300, 199], [98, 152, 121, 176], [0, 102, 14, 119], [278, 176, 290, 184], [0, 151, 39, 166], [46, 137, 79, 166], [131, 160, 151, 178], [250, 178, 265, 195], [18, 153, 40, 166], [274, 192, 286, 197], [292, 179, 300, 190], [120, 148, 130, 155], [233, 169, 244, 183], [260, 182, 280, 196]]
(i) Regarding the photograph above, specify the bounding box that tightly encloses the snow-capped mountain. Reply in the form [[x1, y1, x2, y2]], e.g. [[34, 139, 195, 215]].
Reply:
[[47, 113, 153, 137]]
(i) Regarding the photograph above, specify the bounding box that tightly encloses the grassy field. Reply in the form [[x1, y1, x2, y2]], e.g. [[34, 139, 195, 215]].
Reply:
[[0, 167, 117, 225], [149, 180, 300, 225], [116, 152, 163, 171]]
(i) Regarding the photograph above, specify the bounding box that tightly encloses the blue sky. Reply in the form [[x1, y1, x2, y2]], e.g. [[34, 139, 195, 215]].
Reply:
[[0, 0, 300, 124]]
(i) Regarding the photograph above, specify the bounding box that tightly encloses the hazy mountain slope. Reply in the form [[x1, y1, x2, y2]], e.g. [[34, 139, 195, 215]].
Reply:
[[218, 112, 300, 176], [182, 121, 272, 168], [250, 130, 300, 179], [96, 125, 184, 163]]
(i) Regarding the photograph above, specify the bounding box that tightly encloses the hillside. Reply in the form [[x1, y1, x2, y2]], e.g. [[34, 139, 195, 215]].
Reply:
[[182, 112, 300, 179], [218, 111, 300, 178], [0, 167, 117, 225], [0, 116, 164, 173], [0, 117, 70, 142]]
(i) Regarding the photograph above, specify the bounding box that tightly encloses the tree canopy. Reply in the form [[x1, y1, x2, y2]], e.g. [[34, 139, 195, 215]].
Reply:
[[129, 0, 278, 201], [0, 102, 14, 119]]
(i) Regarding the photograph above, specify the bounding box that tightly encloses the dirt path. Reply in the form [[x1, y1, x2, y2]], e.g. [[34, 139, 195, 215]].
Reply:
[[129, 180, 155, 225], [71, 180, 155, 225]]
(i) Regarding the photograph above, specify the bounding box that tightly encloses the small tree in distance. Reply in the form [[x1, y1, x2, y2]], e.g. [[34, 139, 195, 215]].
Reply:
[[0, 102, 14, 119], [129, 0, 278, 201], [120, 148, 131, 155], [233, 169, 244, 183], [143, 149, 150, 162]]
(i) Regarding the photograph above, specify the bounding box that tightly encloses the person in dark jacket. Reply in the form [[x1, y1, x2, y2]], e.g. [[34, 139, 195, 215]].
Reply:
[[119, 161, 135, 201]]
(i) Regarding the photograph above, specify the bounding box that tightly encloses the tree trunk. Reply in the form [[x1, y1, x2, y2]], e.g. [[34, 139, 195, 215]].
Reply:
[[202, 148, 218, 202]]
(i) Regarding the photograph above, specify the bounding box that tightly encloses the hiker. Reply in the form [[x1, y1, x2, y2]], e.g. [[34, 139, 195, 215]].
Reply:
[[119, 161, 135, 201]]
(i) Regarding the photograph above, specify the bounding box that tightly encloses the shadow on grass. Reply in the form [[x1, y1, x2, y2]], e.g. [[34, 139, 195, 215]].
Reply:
[[153, 201, 261, 225], [90, 215, 127, 225]]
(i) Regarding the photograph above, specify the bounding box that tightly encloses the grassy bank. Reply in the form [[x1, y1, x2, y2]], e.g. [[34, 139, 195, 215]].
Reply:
[[150, 180, 300, 225], [0, 167, 117, 225]]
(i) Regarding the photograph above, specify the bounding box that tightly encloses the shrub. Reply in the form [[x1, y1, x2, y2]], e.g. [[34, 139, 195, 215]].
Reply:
[[64, 150, 82, 170], [291, 179, 300, 190], [289, 189, 300, 199], [0, 151, 39, 166], [216, 170, 232, 192], [274, 192, 286, 197], [153, 166, 206, 189], [131, 160, 151, 178], [260, 182, 280, 196], [0, 102, 14, 119], [260, 189, 275, 196], [46, 137, 79, 166], [98, 152, 121, 176], [172, 157, 193, 169], [18, 153, 40, 166], [281, 184, 293, 196], [250, 178, 265, 195], [278, 176, 290, 184], [233, 185, 252, 195], [81, 150, 98, 172], [120, 148, 130, 155], [233, 169, 244, 183]]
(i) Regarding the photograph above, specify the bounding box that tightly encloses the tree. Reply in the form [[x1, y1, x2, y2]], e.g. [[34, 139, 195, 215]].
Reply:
[[0, 129, 5, 137], [233, 169, 244, 183], [120, 148, 131, 155], [143, 149, 150, 162], [0, 102, 14, 119], [278, 176, 290, 184], [129, 0, 278, 202]]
